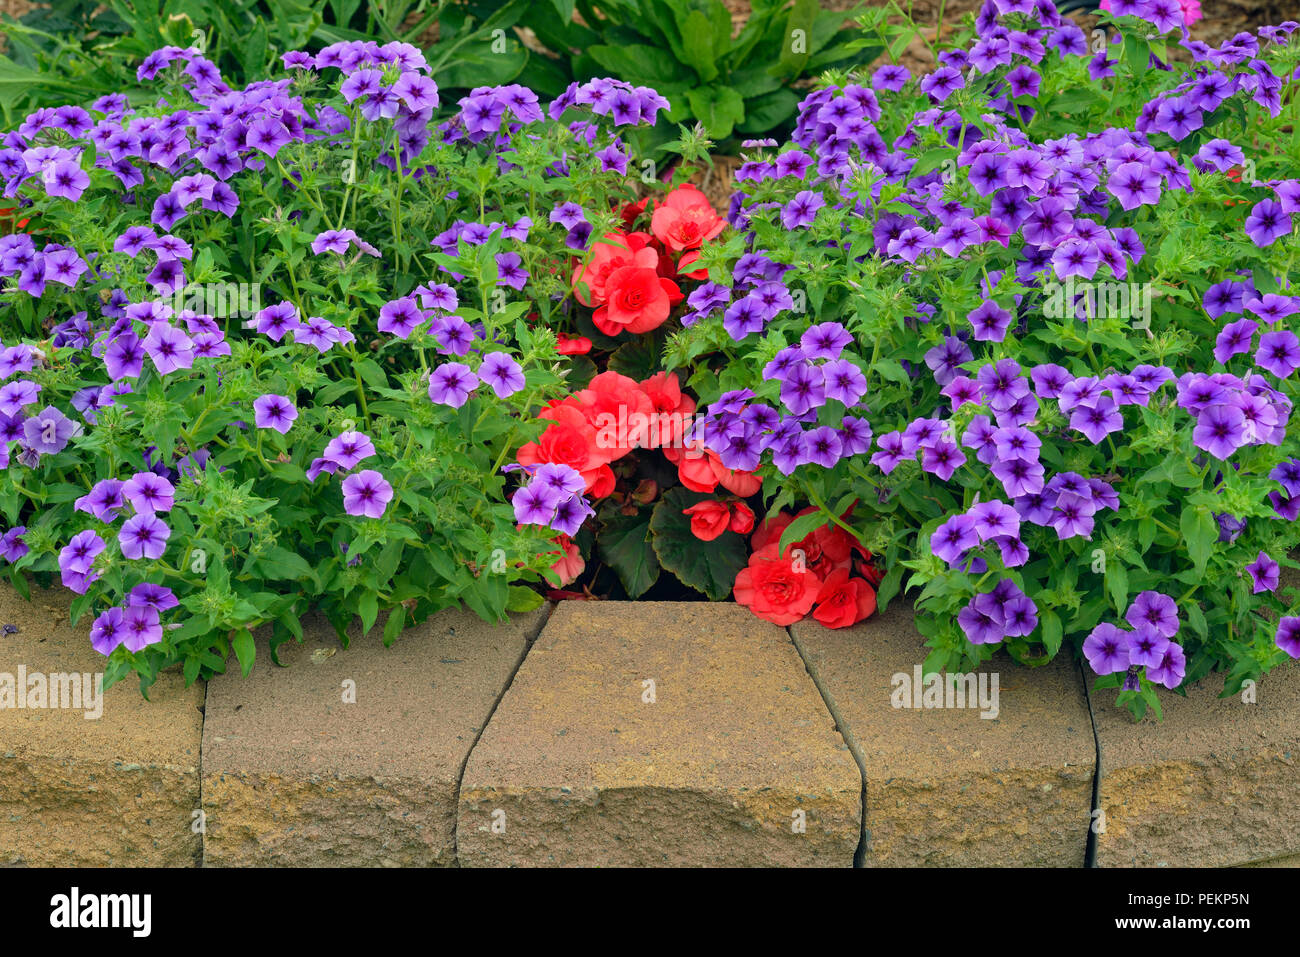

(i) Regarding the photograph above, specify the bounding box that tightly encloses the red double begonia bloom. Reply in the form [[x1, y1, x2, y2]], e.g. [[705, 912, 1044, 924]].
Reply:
[[571, 231, 657, 307], [812, 568, 878, 629], [593, 264, 680, 336], [650, 184, 726, 252], [663, 441, 761, 497], [734, 542, 822, 626], [682, 500, 731, 541]]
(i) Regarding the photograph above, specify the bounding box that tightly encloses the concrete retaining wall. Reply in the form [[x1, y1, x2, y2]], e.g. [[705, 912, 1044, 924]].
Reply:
[[2, 587, 1297, 867]]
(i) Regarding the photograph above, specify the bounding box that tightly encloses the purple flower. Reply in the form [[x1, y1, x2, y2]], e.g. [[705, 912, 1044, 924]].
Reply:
[[1107, 162, 1161, 210], [122, 471, 174, 514], [821, 359, 867, 405], [781, 190, 825, 229], [0, 526, 27, 563], [122, 605, 163, 652], [428, 362, 479, 408], [1245, 551, 1280, 593], [495, 252, 529, 290], [128, 582, 178, 611], [245, 115, 291, 156], [802, 426, 843, 468], [779, 363, 825, 416], [119, 513, 171, 560], [142, 323, 194, 375], [22, 405, 79, 455], [1192, 403, 1248, 459], [1145, 641, 1186, 690], [1126, 590, 1179, 639], [323, 431, 375, 470], [800, 322, 851, 360], [1069, 396, 1123, 444], [90, 607, 127, 656], [478, 352, 525, 398], [1244, 199, 1292, 247], [512, 482, 560, 526], [931, 514, 979, 565], [1083, 623, 1131, 675], [59, 529, 105, 578], [957, 592, 1004, 645], [1277, 617, 1300, 659], [75, 479, 126, 522], [1128, 627, 1171, 669], [254, 394, 297, 434], [255, 302, 302, 341], [1255, 330, 1300, 378], [43, 159, 89, 201], [1214, 318, 1258, 364], [341, 469, 394, 519], [966, 299, 1013, 342], [969, 500, 1020, 542]]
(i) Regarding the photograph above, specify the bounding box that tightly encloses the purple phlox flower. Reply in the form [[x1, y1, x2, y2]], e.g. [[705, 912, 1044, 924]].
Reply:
[[1245, 551, 1280, 593], [90, 607, 126, 656], [427, 362, 479, 408], [128, 582, 178, 612], [122, 470, 175, 514], [122, 605, 163, 652], [1083, 623, 1132, 675], [1145, 641, 1186, 690], [321, 430, 376, 472], [75, 479, 126, 522], [957, 592, 1004, 645], [341, 469, 394, 519], [478, 351, 525, 398], [1256, 330, 1300, 378], [142, 322, 194, 375], [967, 299, 1013, 342], [253, 394, 297, 434], [22, 404, 79, 455], [1214, 318, 1258, 364], [119, 512, 170, 560], [1125, 590, 1180, 639]]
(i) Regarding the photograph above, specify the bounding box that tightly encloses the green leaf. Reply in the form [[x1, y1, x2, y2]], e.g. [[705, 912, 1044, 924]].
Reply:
[[231, 628, 255, 678], [358, 590, 379, 635], [1040, 609, 1063, 657], [678, 10, 719, 82], [1106, 559, 1129, 614], [649, 488, 747, 601], [686, 86, 745, 139], [382, 604, 406, 647], [506, 585, 545, 612], [1179, 505, 1216, 576], [598, 505, 660, 598]]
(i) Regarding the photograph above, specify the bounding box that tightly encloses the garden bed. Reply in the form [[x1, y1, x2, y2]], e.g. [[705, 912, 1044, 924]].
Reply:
[[1, 0, 1299, 869]]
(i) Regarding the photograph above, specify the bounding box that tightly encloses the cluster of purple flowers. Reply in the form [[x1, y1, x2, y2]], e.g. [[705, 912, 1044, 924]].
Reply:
[[88, 582, 179, 657], [1083, 591, 1187, 688], [253, 300, 355, 352], [510, 463, 594, 535], [957, 577, 1040, 645], [58, 469, 175, 597]]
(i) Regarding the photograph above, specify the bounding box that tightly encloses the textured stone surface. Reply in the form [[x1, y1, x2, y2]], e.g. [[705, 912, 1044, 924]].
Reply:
[[458, 601, 860, 867], [201, 605, 549, 867], [1239, 852, 1300, 867], [791, 601, 1095, 866], [1093, 665, 1300, 868], [0, 584, 204, 867]]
